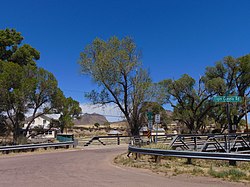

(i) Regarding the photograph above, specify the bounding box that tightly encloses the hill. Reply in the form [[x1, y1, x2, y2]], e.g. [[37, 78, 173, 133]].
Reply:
[[73, 113, 108, 126]]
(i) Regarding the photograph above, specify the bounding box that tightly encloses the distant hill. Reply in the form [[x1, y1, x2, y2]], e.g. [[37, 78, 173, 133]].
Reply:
[[73, 113, 108, 126]]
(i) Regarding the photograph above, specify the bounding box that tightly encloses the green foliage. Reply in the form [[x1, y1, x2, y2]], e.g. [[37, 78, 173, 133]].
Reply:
[[58, 97, 82, 133], [139, 102, 171, 129], [94, 122, 100, 128], [0, 28, 67, 143], [79, 36, 152, 135], [156, 54, 250, 133], [208, 167, 247, 181], [0, 29, 23, 61], [157, 74, 217, 133], [204, 54, 250, 131]]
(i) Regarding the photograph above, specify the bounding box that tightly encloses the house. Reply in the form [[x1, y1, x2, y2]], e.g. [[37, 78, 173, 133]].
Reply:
[[23, 114, 60, 139], [139, 126, 165, 136]]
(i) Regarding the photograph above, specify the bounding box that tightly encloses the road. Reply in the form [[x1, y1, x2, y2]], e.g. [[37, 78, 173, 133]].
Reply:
[[0, 145, 247, 187]]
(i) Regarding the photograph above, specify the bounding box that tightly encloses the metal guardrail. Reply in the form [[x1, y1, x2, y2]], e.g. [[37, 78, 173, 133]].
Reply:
[[128, 145, 250, 163], [0, 141, 75, 153]]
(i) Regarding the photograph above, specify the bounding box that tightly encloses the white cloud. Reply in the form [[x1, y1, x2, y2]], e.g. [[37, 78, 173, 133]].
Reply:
[[80, 103, 125, 122]]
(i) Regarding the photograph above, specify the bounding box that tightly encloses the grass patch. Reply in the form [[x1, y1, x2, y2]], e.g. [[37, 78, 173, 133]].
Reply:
[[209, 167, 247, 181], [142, 143, 170, 150], [114, 152, 250, 184]]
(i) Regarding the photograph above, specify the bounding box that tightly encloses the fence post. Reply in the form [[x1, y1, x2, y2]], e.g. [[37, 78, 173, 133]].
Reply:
[[155, 155, 161, 163], [73, 139, 78, 148], [194, 137, 197, 151], [187, 158, 192, 164], [117, 135, 120, 145], [229, 160, 237, 166]]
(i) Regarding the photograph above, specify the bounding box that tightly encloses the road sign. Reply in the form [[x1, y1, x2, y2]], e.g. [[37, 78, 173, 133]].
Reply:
[[148, 120, 153, 130], [155, 114, 160, 123], [147, 112, 153, 120], [212, 96, 242, 102]]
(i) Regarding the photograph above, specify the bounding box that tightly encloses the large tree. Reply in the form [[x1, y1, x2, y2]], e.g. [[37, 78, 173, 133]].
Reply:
[[204, 55, 250, 132], [79, 36, 152, 135], [157, 74, 219, 133], [0, 29, 64, 143], [58, 97, 82, 133]]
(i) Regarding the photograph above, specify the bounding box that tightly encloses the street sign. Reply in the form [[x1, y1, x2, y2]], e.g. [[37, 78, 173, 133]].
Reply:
[[148, 120, 153, 130], [155, 114, 160, 123], [147, 112, 153, 120], [212, 96, 242, 102]]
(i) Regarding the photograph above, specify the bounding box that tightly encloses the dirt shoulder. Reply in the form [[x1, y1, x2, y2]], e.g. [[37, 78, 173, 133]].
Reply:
[[113, 152, 250, 185]]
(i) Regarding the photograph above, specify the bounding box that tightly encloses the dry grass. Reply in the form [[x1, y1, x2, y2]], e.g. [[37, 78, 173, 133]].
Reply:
[[114, 152, 250, 183], [0, 147, 75, 157]]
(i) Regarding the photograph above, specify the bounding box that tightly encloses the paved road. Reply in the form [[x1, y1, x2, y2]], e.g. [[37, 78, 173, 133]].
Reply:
[[0, 146, 248, 187]]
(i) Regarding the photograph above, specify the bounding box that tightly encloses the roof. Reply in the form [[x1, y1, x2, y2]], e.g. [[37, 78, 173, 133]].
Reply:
[[25, 113, 60, 123], [107, 130, 122, 135]]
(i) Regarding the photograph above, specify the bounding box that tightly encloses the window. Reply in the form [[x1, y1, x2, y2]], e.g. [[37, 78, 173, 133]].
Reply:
[[48, 131, 53, 135], [43, 120, 46, 124]]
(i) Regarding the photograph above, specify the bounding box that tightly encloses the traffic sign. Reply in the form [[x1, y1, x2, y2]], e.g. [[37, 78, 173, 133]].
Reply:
[[147, 130, 151, 138], [147, 112, 153, 120], [148, 120, 153, 130], [212, 96, 242, 102], [155, 114, 160, 123]]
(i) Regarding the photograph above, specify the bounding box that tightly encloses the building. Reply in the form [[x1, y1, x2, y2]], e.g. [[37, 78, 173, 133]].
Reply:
[[23, 114, 60, 139]]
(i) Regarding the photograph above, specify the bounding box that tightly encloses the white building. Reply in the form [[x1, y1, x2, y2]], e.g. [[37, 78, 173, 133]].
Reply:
[[23, 114, 60, 139]]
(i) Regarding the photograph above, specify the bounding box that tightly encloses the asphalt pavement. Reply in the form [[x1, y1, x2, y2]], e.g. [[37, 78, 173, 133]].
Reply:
[[0, 145, 247, 187]]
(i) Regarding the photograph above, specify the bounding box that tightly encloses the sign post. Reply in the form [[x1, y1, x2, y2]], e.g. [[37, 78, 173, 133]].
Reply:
[[147, 112, 153, 142], [155, 114, 160, 144], [213, 95, 243, 134]]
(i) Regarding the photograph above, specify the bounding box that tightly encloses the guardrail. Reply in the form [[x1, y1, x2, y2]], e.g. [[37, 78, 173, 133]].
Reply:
[[128, 145, 250, 165], [0, 141, 75, 154]]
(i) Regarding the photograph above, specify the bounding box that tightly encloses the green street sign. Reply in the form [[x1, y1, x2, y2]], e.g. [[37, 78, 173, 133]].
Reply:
[[212, 96, 242, 102], [147, 112, 153, 120]]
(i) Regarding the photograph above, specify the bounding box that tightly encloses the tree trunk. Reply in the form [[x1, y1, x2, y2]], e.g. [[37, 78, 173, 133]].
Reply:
[[13, 123, 20, 144]]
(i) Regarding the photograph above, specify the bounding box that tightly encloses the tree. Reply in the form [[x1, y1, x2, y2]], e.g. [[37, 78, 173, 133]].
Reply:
[[204, 54, 250, 131], [0, 61, 63, 142], [0, 28, 64, 143], [157, 74, 218, 133], [79, 36, 152, 135], [58, 97, 82, 133], [94, 123, 100, 129], [22, 68, 64, 137], [139, 102, 170, 130], [0, 29, 40, 66]]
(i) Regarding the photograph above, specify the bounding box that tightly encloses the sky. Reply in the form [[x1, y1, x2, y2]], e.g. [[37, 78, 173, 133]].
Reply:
[[1, 0, 250, 121]]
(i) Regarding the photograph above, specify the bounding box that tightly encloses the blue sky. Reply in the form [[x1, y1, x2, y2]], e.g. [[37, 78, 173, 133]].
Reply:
[[1, 0, 250, 120]]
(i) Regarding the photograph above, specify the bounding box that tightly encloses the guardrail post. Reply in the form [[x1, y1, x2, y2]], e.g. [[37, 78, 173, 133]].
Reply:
[[224, 135, 227, 152], [155, 156, 161, 163], [186, 158, 192, 164], [229, 160, 237, 166], [117, 135, 120, 145], [134, 153, 138, 160], [194, 137, 197, 151], [73, 139, 78, 148]]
